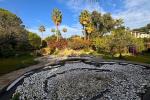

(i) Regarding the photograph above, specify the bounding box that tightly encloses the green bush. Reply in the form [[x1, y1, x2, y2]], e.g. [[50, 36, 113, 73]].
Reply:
[[11, 93, 20, 100], [92, 37, 110, 53], [68, 38, 91, 50], [28, 32, 41, 49], [41, 40, 47, 48], [0, 45, 16, 57]]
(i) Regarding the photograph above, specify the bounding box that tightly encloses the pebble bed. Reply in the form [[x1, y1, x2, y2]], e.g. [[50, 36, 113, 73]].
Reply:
[[13, 62, 150, 100]]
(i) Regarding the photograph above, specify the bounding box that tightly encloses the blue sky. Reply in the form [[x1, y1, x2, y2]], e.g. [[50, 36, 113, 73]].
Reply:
[[0, 0, 150, 38]]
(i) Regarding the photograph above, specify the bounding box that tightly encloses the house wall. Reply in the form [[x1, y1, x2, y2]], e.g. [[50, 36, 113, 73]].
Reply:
[[131, 31, 150, 38]]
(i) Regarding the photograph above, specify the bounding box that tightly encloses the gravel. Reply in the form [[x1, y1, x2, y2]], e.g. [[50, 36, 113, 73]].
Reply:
[[12, 62, 150, 100]]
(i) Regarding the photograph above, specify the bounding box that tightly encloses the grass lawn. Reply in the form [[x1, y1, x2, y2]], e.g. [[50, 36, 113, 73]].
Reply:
[[0, 55, 38, 76], [103, 53, 150, 64]]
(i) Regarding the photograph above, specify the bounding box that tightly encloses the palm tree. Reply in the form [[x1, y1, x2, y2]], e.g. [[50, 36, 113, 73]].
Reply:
[[38, 25, 45, 47], [38, 25, 45, 40], [115, 18, 124, 28], [85, 23, 94, 40], [62, 28, 67, 33], [51, 28, 55, 34], [79, 10, 91, 40], [52, 8, 62, 41]]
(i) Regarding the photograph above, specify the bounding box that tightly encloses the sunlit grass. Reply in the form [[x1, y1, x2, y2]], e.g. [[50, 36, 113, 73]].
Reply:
[[0, 54, 38, 76], [103, 53, 150, 64]]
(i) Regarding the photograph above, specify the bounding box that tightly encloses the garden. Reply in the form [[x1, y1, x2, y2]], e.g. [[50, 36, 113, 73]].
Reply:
[[0, 2, 150, 100]]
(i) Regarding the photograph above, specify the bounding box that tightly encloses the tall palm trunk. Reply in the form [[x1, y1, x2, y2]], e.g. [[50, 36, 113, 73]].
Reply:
[[85, 30, 88, 40], [83, 26, 87, 40], [56, 25, 59, 41], [88, 33, 90, 41], [40, 32, 43, 48]]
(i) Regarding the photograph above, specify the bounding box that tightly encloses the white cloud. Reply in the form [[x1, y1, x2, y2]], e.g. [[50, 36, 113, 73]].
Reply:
[[30, 0, 150, 38], [65, 0, 150, 29], [125, 0, 149, 8], [113, 0, 150, 29], [28, 24, 82, 38], [66, 0, 105, 13]]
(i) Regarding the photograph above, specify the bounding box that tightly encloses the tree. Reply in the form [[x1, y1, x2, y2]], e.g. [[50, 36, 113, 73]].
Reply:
[[38, 25, 45, 47], [79, 10, 91, 40], [28, 32, 41, 49], [102, 13, 115, 34], [133, 23, 150, 33], [52, 8, 62, 41], [45, 35, 57, 42], [85, 23, 95, 40], [110, 27, 133, 58], [115, 19, 124, 28], [0, 8, 28, 45], [38, 25, 45, 40], [51, 28, 55, 34], [93, 36, 110, 53], [133, 38, 145, 53], [91, 11, 103, 37], [91, 11, 118, 37], [0, 8, 28, 57], [62, 28, 67, 33]]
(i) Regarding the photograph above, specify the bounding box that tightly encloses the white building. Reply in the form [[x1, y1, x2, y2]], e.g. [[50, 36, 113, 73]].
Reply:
[[131, 31, 150, 38]]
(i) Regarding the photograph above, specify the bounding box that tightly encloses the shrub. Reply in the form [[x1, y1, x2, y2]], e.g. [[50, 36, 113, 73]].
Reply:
[[41, 47, 55, 55], [28, 32, 41, 49], [11, 93, 20, 100], [45, 35, 57, 42], [68, 38, 91, 50], [47, 39, 68, 50], [133, 38, 145, 53], [15, 42, 31, 51], [92, 37, 110, 53], [41, 40, 47, 48], [56, 48, 95, 57], [0, 44, 16, 57]]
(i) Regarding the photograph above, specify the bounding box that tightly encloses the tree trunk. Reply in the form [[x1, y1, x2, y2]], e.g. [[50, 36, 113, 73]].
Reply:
[[84, 32, 86, 40], [88, 33, 90, 41], [41, 32, 43, 48], [119, 52, 122, 58], [83, 26, 86, 40], [119, 47, 122, 59], [85, 30, 88, 40], [56, 25, 59, 41]]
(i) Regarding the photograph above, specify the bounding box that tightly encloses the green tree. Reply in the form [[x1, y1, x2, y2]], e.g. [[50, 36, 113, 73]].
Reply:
[[115, 19, 124, 28], [132, 38, 145, 53], [91, 11, 117, 37], [38, 25, 45, 40], [45, 35, 57, 42], [91, 11, 103, 37], [79, 10, 91, 40], [133, 23, 150, 33], [110, 27, 133, 58], [0, 8, 28, 45], [85, 23, 95, 40], [93, 36, 110, 53], [102, 13, 115, 34], [0, 8, 28, 57], [52, 8, 62, 41], [28, 32, 41, 49]]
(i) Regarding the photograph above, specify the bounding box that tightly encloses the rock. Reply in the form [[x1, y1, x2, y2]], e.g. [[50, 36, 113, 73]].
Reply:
[[12, 62, 150, 100]]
